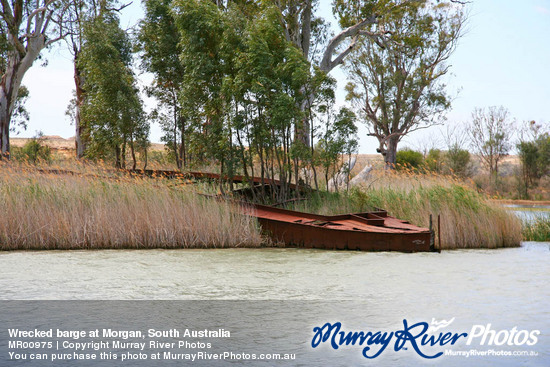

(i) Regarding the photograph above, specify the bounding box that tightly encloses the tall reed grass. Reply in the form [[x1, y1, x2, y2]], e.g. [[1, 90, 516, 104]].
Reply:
[[522, 217, 550, 242], [0, 164, 263, 250], [292, 170, 522, 249]]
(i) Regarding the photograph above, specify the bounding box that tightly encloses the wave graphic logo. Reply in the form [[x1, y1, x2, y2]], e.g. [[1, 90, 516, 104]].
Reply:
[[427, 318, 456, 334]]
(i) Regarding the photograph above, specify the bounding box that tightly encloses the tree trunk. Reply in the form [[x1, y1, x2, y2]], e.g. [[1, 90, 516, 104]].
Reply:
[[0, 98, 11, 158], [0, 35, 45, 158], [142, 147, 148, 170], [173, 104, 182, 170], [179, 115, 186, 169], [384, 136, 400, 169], [0, 51, 22, 158], [115, 146, 122, 168], [74, 59, 88, 158], [130, 138, 137, 170]]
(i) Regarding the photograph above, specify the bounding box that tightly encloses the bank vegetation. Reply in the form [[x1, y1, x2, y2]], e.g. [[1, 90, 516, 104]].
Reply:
[[0, 163, 263, 250], [0, 161, 526, 250], [291, 169, 522, 249]]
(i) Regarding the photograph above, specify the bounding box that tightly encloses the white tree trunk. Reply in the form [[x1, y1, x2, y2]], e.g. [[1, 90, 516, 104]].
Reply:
[[0, 35, 45, 158]]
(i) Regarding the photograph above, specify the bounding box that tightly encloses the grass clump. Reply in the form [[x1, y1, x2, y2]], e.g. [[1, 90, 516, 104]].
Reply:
[[522, 217, 550, 242], [0, 164, 263, 250]]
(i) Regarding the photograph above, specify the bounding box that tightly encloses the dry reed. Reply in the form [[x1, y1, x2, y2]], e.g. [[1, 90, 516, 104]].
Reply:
[[0, 163, 263, 250], [295, 169, 523, 249]]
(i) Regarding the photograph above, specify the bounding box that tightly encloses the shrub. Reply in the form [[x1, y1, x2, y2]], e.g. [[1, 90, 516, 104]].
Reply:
[[13, 137, 51, 164], [445, 144, 471, 178], [396, 148, 424, 170], [425, 149, 443, 173]]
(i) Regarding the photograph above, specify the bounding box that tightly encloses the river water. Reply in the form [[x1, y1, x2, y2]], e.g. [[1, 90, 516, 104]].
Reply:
[[505, 204, 550, 221], [1, 243, 549, 366]]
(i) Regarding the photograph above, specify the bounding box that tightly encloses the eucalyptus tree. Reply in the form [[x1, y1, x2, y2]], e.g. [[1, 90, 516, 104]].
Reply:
[[172, 0, 314, 200], [65, 0, 130, 158], [318, 107, 358, 191], [468, 106, 514, 178], [0, 0, 70, 158], [138, 0, 187, 168], [517, 121, 550, 191], [79, 12, 147, 168], [65, 0, 89, 158], [344, 0, 465, 167], [234, 5, 310, 200], [172, 0, 230, 177], [274, 0, 455, 146]]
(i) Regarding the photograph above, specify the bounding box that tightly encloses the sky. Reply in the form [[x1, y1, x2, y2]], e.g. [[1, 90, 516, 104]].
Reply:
[[19, 0, 550, 154]]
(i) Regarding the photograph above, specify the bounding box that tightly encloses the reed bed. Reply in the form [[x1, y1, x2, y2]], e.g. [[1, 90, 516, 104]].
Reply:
[[0, 164, 263, 250], [522, 217, 550, 242], [293, 170, 523, 249]]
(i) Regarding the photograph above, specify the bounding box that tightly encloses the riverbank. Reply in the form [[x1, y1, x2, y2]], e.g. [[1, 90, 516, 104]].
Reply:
[[291, 170, 522, 249], [0, 163, 263, 250], [0, 163, 524, 250]]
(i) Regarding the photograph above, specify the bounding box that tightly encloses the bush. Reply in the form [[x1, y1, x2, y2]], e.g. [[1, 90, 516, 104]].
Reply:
[[396, 148, 424, 170], [148, 149, 176, 167], [425, 149, 443, 173], [445, 145, 471, 178], [12, 137, 51, 164]]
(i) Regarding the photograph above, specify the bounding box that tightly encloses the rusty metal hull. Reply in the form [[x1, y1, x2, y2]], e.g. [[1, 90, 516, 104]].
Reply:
[[244, 204, 432, 253]]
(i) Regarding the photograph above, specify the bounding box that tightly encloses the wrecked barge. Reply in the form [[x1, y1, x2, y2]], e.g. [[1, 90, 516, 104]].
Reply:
[[241, 203, 433, 252], [125, 169, 434, 252]]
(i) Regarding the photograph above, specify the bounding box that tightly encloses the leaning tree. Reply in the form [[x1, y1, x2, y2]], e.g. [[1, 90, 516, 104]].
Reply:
[[0, 0, 69, 158]]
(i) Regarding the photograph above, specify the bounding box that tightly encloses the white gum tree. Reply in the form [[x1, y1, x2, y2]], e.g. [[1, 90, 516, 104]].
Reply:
[[0, 0, 69, 158]]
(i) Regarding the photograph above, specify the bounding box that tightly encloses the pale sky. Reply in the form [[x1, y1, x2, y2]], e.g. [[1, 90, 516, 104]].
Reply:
[[19, 0, 550, 154]]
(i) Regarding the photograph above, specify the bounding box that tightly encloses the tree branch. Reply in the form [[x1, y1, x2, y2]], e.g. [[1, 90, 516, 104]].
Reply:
[[320, 16, 377, 72], [26, 0, 56, 36]]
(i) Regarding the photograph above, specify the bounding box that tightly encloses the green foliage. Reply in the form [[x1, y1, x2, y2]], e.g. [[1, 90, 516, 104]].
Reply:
[[445, 144, 471, 178], [79, 12, 148, 168], [171, 0, 320, 200], [138, 0, 188, 169], [333, 0, 397, 28], [10, 86, 30, 135], [317, 106, 358, 188], [344, 1, 465, 166], [12, 133, 51, 164], [425, 149, 442, 173], [147, 150, 176, 167], [517, 141, 539, 193], [537, 134, 550, 176], [522, 217, 550, 242], [516, 121, 550, 198], [396, 148, 424, 170]]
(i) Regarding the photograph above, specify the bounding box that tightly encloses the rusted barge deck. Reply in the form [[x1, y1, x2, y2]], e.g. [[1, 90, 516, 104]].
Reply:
[[242, 203, 433, 252]]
